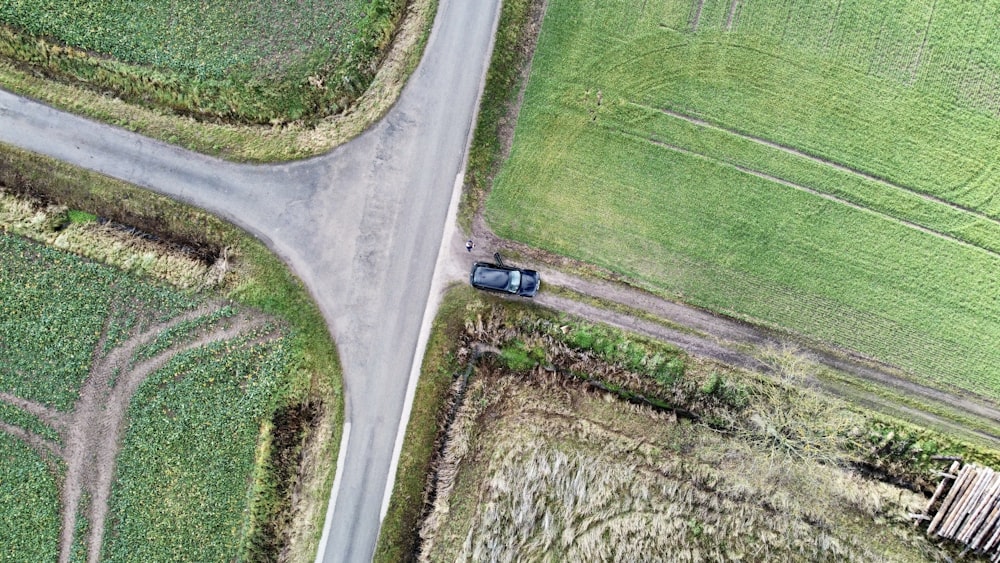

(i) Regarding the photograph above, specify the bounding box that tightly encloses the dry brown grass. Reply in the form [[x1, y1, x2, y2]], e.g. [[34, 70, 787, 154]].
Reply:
[[420, 369, 950, 562], [0, 190, 229, 289]]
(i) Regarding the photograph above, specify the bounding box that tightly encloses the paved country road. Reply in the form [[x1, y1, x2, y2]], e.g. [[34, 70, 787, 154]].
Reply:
[[6, 0, 1000, 559], [0, 0, 502, 560]]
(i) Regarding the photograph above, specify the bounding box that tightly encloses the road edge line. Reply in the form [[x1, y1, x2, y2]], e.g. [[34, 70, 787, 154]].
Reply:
[[378, 171, 465, 524], [377, 0, 503, 537], [315, 421, 351, 563]]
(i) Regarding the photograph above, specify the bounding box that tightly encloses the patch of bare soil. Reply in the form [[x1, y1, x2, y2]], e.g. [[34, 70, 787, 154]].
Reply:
[[0, 300, 278, 563]]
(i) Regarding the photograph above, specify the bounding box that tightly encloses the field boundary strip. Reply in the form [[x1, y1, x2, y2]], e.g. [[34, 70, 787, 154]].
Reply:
[[644, 104, 1000, 228], [622, 131, 1000, 261]]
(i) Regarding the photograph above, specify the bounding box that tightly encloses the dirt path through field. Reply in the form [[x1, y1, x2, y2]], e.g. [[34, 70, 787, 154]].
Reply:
[[460, 214, 1000, 446], [0, 302, 276, 563]]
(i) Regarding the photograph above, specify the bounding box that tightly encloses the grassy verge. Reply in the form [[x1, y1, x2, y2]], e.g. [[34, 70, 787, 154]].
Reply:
[[0, 142, 342, 560], [374, 285, 474, 562], [546, 282, 1000, 446], [0, 0, 436, 162], [459, 0, 538, 231], [817, 369, 1000, 448]]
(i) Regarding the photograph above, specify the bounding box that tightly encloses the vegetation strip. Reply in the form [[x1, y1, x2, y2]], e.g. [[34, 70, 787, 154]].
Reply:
[[397, 293, 1000, 561], [0, 1, 402, 124], [0, 145, 342, 561]]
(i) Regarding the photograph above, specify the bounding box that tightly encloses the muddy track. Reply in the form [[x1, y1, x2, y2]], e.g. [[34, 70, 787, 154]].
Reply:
[[0, 301, 277, 563]]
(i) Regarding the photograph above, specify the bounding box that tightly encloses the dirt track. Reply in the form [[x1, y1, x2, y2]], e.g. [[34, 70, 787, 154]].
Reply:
[[0, 301, 274, 563], [457, 214, 1000, 447]]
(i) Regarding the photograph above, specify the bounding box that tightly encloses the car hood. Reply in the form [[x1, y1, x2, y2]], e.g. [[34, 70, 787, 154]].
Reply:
[[518, 271, 540, 296]]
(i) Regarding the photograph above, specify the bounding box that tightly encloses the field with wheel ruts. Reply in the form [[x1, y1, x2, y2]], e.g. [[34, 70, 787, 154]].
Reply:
[[486, 0, 1000, 399]]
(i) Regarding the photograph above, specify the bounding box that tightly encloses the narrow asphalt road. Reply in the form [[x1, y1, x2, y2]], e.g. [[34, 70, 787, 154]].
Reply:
[[0, 0, 501, 561]]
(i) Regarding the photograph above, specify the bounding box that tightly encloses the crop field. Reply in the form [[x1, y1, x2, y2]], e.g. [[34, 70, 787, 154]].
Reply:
[[486, 0, 1000, 399], [419, 371, 944, 561], [0, 233, 293, 561], [0, 0, 402, 123]]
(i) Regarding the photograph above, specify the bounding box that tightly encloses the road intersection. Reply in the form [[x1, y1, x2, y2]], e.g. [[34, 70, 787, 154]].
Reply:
[[1, 0, 501, 560], [3, 0, 1000, 560]]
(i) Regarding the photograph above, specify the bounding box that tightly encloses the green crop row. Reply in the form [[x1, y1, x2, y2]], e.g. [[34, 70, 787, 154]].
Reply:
[[0, 0, 406, 123], [0, 233, 194, 410], [0, 403, 60, 445], [0, 434, 61, 562], [486, 0, 1000, 400], [103, 337, 289, 561]]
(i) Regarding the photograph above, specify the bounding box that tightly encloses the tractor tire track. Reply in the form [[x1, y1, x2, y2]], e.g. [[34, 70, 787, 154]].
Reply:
[[650, 105, 1000, 229]]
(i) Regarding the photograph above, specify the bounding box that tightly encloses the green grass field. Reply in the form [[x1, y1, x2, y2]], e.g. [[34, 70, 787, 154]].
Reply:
[[0, 0, 402, 123], [0, 233, 294, 560], [486, 0, 1000, 400], [0, 434, 61, 562]]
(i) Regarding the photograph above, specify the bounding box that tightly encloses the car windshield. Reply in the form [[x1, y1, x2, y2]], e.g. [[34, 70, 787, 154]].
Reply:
[[505, 269, 521, 292]]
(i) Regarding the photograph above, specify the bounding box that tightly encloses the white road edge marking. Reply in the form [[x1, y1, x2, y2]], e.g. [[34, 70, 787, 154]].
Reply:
[[378, 0, 503, 528], [315, 421, 351, 563], [378, 171, 465, 524]]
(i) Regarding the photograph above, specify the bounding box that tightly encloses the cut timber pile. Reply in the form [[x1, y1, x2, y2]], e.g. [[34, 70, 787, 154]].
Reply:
[[912, 460, 1000, 561]]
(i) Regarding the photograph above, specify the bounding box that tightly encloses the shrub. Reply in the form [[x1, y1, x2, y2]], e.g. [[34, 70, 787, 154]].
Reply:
[[500, 340, 537, 372]]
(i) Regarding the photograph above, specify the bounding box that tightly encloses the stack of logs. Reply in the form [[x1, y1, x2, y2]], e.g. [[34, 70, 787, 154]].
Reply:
[[912, 460, 1000, 561]]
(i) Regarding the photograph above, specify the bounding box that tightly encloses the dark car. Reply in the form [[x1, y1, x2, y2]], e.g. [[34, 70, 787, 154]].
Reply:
[[470, 258, 540, 297]]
